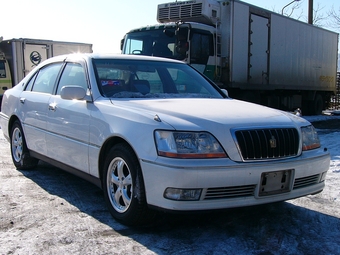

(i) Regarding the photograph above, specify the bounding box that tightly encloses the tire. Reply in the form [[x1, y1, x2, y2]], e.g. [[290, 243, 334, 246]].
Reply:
[[10, 120, 39, 170], [313, 94, 324, 115], [102, 143, 154, 226]]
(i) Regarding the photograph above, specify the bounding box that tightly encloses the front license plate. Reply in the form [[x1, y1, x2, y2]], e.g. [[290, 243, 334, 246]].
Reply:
[[259, 170, 292, 197]]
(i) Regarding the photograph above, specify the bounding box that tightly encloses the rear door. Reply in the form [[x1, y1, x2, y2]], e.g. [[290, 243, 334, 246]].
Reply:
[[248, 14, 269, 84], [19, 62, 62, 155]]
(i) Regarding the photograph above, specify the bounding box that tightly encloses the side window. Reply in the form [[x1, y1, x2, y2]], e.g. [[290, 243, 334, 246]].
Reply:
[[57, 63, 87, 95], [31, 63, 62, 94], [190, 31, 214, 65], [124, 38, 143, 54], [25, 72, 38, 91]]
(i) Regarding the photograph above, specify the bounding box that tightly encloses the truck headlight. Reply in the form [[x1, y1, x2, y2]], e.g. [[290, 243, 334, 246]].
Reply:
[[154, 130, 227, 158], [301, 125, 320, 151]]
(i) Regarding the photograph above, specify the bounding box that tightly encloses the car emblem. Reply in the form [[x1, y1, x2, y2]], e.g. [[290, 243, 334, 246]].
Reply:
[[269, 136, 277, 148]]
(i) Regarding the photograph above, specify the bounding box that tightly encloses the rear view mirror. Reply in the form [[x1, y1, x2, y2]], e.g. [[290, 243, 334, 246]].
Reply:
[[176, 41, 189, 54]]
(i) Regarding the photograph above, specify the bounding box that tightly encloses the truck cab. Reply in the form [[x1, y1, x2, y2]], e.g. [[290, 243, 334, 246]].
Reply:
[[122, 22, 219, 82]]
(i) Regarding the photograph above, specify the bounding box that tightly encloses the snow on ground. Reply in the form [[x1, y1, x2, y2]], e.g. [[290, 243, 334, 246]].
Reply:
[[0, 113, 339, 254], [303, 110, 340, 122]]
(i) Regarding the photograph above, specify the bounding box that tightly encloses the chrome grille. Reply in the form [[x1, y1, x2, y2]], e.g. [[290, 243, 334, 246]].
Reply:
[[293, 174, 320, 189], [234, 128, 299, 161], [204, 185, 255, 200], [158, 3, 203, 22]]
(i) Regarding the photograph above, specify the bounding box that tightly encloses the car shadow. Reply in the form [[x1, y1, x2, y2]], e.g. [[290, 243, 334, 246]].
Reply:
[[20, 161, 340, 255]]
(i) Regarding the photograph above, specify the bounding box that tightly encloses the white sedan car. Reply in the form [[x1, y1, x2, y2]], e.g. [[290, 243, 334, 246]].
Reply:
[[0, 54, 330, 225]]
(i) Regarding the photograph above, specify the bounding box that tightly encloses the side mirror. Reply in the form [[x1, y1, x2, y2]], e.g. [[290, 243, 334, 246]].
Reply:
[[120, 38, 125, 51], [60, 86, 86, 100], [221, 89, 229, 97]]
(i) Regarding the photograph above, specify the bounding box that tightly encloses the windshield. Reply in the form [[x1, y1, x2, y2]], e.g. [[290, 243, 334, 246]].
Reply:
[[123, 28, 187, 60], [92, 59, 223, 99]]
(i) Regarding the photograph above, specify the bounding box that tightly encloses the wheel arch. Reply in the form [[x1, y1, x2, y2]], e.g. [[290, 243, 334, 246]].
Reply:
[[98, 136, 142, 184], [99, 136, 155, 225], [8, 115, 21, 135]]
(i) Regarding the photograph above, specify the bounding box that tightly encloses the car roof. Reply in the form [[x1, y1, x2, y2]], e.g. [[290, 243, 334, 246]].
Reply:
[[87, 53, 183, 62], [43, 53, 185, 65]]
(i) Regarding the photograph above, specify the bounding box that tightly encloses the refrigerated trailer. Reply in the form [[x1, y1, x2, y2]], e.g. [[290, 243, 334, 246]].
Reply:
[[0, 38, 93, 106], [121, 0, 339, 115]]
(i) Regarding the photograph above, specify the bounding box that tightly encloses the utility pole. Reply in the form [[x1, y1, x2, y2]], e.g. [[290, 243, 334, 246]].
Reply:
[[308, 0, 313, 24]]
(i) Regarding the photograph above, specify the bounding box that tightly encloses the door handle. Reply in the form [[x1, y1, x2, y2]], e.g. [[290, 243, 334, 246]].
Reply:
[[19, 98, 25, 104], [48, 103, 57, 111]]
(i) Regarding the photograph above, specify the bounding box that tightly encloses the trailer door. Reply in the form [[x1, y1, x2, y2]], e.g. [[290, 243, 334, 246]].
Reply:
[[248, 14, 269, 85], [24, 44, 48, 76]]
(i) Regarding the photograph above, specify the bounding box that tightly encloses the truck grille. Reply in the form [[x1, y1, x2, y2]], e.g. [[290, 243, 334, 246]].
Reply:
[[158, 3, 203, 22], [234, 128, 299, 161], [204, 185, 255, 200]]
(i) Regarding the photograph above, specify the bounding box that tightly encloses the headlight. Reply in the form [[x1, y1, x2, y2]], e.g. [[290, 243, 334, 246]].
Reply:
[[154, 130, 227, 159], [301, 125, 320, 151]]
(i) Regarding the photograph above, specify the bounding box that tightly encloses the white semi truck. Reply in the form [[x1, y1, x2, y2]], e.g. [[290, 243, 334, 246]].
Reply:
[[0, 38, 92, 107], [121, 0, 338, 115]]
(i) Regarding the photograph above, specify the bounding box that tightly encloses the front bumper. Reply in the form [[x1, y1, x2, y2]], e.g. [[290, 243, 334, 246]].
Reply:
[[140, 147, 330, 211]]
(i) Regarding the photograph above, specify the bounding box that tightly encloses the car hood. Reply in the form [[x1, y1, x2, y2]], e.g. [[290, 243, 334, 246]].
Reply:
[[110, 98, 309, 130]]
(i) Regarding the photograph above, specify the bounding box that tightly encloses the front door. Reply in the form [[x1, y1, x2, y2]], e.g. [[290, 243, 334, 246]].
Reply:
[[46, 62, 90, 172]]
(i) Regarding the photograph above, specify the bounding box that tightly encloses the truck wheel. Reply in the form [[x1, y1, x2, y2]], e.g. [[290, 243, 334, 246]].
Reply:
[[102, 143, 154, 226], [313, 94, 324, 115], [10, 120, 39, 170]]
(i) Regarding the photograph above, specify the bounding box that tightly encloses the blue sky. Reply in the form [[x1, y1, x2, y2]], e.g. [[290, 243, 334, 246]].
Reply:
[[2, 0, 339, 53]]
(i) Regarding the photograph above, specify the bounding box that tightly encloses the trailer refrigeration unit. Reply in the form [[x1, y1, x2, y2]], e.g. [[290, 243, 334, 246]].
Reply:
[[0, 38, 93, 107], [121, 0, 339, 115]]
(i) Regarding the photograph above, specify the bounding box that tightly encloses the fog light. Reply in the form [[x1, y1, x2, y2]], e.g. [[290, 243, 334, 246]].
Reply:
[[164, 188, 202, 201], [320, 171, 327, 182]]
